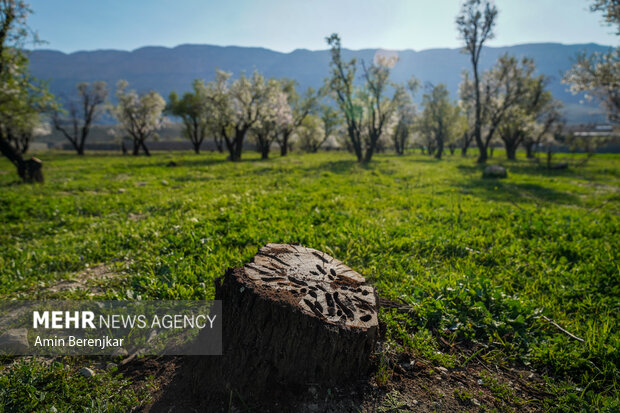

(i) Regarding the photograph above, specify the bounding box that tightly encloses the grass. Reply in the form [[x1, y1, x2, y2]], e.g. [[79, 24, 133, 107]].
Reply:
[[0, 357, 152, 412], [0, 150, 618, 411]]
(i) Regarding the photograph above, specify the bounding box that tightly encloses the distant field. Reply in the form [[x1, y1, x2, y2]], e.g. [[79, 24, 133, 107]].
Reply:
[[0, 151, 618, 411]]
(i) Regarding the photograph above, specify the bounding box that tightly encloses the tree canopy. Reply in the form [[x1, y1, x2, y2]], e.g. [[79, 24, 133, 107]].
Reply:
[[0, 0, 55, 181], [112, 80, 166, 156]]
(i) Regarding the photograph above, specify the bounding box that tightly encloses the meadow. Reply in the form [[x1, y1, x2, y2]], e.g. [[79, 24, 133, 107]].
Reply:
[[0, 150, 618, 411]]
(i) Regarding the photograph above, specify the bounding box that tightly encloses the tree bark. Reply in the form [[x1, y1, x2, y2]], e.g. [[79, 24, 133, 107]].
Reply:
[[228, 127, 247, 162], [279, 131, 291, 156], [435, 137, 444, 160], [193, 243, 379, 400], [214, 136, 224, 153], [525, 142, 535, 159], [0, 135, 43, 183], [473, 61, 488, 164], [505, 144, 517, 160], [140, 139, 151, 156]]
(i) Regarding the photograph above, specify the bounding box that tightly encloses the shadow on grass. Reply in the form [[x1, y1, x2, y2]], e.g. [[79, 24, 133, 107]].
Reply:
[[115, 155, 232, 170], [301, 159, 376, 175], [458, 178, 581, 205], [303, 159, 358, 174], [166, 157, 231, 168], [456, 160, 578, 179], [0, 179, 24, 188]]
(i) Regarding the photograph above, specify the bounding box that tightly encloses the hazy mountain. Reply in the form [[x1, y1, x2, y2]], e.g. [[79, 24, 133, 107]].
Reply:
[[29, 42, 615, 124]]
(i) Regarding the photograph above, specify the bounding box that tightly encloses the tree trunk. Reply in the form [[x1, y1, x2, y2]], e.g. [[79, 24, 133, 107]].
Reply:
[[0, 135, 43, 183], [525, 142, 535, 159], [363, 147, 374, 163], [473, 61, 487, 164], [505, 143, 517, 160], [477, 146, 488, 163], [192, 243, 378, 400], [261, 142, 270, 159], [214, 136, 224, 153], [132, 140, 140, 156], [140, 140, 151, 157], [68, 139, 84, 156], [229, 128, 246, 162], [280, 131, 291, 156], [395, 141, 403, 155], [234, 140, 243, 161], [193, 143, 200, 154], [435, 138, 444, 160], [224, 136, 235, 161], [348, 126, 363, 162]]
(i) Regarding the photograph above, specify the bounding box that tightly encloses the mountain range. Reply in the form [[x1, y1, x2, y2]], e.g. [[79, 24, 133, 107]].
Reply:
[[29, 42, 615, 124]]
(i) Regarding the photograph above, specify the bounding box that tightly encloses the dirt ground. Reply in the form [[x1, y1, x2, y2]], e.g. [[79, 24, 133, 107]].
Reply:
[[132, 348, 551, 412], [5, 265, 553, 412]]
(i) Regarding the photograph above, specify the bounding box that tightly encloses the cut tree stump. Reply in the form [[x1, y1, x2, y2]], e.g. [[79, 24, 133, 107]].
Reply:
[[194, 243, 379, 399]]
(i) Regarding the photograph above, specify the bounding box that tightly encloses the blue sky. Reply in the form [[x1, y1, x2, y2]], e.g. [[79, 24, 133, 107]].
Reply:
[[28, 0, 618, 53]]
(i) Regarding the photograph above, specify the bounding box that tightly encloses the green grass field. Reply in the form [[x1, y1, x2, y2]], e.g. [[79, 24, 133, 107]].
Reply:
[[0, 151, 618, 411]]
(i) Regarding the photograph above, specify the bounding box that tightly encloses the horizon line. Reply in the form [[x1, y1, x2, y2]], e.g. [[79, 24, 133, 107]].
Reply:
[[29, 41, 616, 56]]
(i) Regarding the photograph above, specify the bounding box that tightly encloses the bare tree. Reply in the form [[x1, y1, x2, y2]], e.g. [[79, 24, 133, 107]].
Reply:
[[456, 0, 498, 163], [52, 82, 107, 155], [325, 34, 365, 162], [458, 71, 477, 156], [325, 34, 401, 163], [359, 59, 400, 162]]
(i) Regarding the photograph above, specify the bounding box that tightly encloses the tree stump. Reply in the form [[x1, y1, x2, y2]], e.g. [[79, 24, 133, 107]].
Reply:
[[25, 157, 43, 183], [195, 243, 379, 399]]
